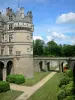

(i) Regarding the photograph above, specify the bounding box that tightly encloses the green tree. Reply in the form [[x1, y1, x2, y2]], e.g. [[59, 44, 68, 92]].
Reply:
[[33, 39, 75, 57], [43, 45, 49, 56], [62, 45, 75, 57], [47, 40, 62, 57], [33, 39, 45, 56]]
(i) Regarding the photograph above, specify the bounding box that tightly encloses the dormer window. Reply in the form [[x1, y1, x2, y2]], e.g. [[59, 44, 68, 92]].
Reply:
[[9, 16, 13, 21]]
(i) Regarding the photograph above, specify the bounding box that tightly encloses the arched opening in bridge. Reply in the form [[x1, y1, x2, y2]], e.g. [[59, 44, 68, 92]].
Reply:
[[47, 62, 50, 71], [39, 61, 43, 71], [6, 61, 13, 76], [61, 62, 64, 72], [61, 61, 68, 72], [39, 61, 45, 72], [0, 62, 4, 80]]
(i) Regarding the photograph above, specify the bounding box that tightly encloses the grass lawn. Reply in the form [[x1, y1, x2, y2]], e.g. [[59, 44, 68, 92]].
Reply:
[[28, 73, 63, 100], [22, 72, 50, 86], [0, 90, 23, 100]]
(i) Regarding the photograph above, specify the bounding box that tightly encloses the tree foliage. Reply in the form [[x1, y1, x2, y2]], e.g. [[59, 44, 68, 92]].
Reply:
[[33, 39, 75, 57], [33, 39, 45, 56]]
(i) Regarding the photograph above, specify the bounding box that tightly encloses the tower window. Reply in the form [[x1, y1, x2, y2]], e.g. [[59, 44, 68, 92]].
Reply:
[[9, 16, 13, 20], [2, 23, 4, 28], [1, 46, 4, 55], [27, 48, 29, 52], [9, 24, 13, 30], [27, 36, 29, 40], [16, 51, 21, 55], [31, 47, 33, 51], [9, 34, 12, 42], [9, 46, 13, 55], [31, 33, 33, 39], [2, 34, 4, 42]]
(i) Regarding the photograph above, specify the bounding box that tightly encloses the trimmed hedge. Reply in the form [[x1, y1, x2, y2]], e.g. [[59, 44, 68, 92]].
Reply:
[[57, 89, 66, 100], [64, 69, 73, 78], [57, 69, 74, 100], [0, 81, 10, 93], [63, 96, 75, 100], [6, 74, 25, 84], [65, 81, 74, 96], [58, 76, 70, 87]]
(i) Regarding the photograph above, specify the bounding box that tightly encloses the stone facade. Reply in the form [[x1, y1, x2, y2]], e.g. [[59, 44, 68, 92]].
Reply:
[[0, 7, 34, 80]]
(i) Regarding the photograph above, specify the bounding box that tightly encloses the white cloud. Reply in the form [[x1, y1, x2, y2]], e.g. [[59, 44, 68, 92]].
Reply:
[[33, 32, 75, 45], [46, 31, 74, 44], [45, 36, 53, 43], [33, 36, 43, 40], [70, 36, 75, 44], [56, 12, 75, 24], [46, 36, 52, 41], [51, 32, 66, 39]]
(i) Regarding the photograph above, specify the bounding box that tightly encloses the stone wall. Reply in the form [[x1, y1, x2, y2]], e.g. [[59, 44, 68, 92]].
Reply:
[[33, 59, 68, 72], [33, 60, 59, 72], [13, 56, 33, 78]]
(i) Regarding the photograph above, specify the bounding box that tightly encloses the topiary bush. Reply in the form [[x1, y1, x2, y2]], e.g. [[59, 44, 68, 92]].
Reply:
[[57, 89, 66, 100], [6, 74, 25, 84], [58, 76, 70, 87], [57, 69, 74, 100], [64, 69, 73, 78], [0, 81, 10, 93], [61, 85, 66, 89], [63, 96, 75, 100], [65, 81, 74, 96]]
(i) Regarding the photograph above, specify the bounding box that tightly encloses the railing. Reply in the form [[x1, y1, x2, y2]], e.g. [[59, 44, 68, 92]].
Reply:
[[33, 57, 75, 60], [0, 54, 33, 59]]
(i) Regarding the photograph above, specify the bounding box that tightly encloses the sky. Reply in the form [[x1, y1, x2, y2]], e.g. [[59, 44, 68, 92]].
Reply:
[[0, 0, 75, 45]]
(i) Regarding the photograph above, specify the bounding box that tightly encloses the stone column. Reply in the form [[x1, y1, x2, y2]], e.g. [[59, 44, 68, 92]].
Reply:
[[49, 61, 50, 70], [3, 67, 7, 81], [47, 62, 50, 71], [68, 60, 71, 69], [11, 64, 14, 74], [3, 62, 7, 81], [42, 61, 46, 71], [59, 61, 62, 72]]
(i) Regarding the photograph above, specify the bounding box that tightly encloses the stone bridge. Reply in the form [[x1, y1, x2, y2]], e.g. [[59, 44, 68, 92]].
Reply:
[[33, 57, 75, 72]]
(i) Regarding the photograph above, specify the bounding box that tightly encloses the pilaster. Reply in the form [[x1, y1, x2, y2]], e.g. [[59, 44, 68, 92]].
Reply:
[[3, 67, 7, 81]]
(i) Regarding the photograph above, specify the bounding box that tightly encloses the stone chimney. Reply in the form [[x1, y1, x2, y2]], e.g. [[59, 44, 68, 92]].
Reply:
[[6, 7, 12, 15]]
